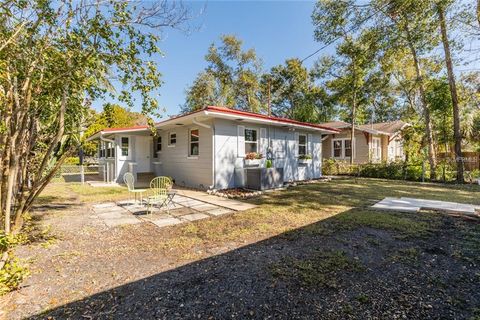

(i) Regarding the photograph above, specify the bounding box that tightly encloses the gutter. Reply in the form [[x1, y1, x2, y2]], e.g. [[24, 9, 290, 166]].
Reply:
[[192, 116, 215, 189]]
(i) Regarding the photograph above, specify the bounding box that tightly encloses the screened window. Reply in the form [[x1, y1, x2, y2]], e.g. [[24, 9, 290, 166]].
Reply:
[[153, 136, 162, 158], [344, 140, 352, 158], [106, 142, 115, 158], [333, 140, 342, 158], [169, 132, 176, 146], [298, 134, 307, 156], [121, 137, 129, 156], [189, 129, 199, 156], [245, 129, 258, 153]]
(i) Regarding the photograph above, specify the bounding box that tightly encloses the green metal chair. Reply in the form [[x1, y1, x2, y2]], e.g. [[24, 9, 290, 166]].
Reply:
[[123, 172, 147, 204], [145, 176, 173, 214]]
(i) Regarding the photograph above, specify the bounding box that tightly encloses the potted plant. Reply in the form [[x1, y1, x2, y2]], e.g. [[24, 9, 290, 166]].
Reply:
[[298, 154, 312, 164], [245, 152, 263, 166]]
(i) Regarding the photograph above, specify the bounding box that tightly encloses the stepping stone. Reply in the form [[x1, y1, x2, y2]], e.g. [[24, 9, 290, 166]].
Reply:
[[206, 208, 232, 216], [96, 211, 126, 219], [141, 213, 171, 221], [190, 203, 218, 212], [93, 203, 117, 209], [150, 217, 182, 228], [181, 213, 209, 221], [170, 207, 196, 217], [181, 200, 204, 208]]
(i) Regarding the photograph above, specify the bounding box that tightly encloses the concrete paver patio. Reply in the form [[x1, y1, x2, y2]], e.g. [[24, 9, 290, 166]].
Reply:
[[373, 197, 480, 217], [91, 190, 257, 229]]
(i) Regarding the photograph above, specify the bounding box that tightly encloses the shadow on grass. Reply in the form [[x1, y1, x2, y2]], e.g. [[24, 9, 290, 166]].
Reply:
[[26, 206, 480, 319]]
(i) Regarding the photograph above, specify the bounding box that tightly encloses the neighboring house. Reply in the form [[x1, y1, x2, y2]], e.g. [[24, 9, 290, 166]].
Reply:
[[320, 120, 409, 164], [87, 106, 339, 190]]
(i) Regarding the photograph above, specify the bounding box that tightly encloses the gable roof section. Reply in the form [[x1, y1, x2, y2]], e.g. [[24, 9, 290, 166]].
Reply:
[[319, 120, 409, 136], [358, 120, 408, 135], [87, 106, 340, 140], [203, 106, 340, 132]]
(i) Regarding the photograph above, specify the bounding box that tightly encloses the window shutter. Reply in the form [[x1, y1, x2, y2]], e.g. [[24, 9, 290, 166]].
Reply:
[[294, 132, 299, 157], [308, 134, 313, 155], [260, 128, 267, 156], [237, 125, 245, 157]]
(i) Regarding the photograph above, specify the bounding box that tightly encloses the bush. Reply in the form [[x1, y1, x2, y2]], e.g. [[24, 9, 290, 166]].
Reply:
[[0, 232, 29, 295], [63, 157, 80, 165], [322, 159, 358, 175], [0, 256, 29, 295]]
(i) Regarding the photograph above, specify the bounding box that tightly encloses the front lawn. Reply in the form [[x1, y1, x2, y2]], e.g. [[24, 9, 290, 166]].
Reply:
[[2, 178, 480, 319]]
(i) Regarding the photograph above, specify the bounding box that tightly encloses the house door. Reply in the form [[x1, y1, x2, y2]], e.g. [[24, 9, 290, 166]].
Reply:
[[136, 137, 151, 172]]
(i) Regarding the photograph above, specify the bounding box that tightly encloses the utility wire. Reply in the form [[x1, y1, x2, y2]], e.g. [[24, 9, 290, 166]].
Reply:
[[301, 0, 393, 63]]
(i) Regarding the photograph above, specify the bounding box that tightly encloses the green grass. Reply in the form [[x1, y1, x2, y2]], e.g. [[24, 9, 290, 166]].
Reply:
[[37, 182, 131, 204]]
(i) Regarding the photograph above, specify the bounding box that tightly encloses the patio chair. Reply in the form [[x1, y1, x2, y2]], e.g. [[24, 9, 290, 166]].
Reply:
[[145, 176, 173, 214], [123, 172, 147, 204]]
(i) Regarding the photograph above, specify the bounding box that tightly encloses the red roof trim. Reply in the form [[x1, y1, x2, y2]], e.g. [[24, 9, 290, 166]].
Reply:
[[91, 106, 340, 137], [102, 125, 149, 132], [204, 106, 340, 132]]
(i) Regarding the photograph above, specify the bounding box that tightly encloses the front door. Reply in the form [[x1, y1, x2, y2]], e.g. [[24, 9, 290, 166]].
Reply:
[[136, 137, 151, 172]]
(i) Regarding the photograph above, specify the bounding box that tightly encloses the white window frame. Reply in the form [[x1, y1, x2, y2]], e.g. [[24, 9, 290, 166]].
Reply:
[[244, 128, 258, 154], [188, 128, 199, 159], [332, 138, 355, 159], [298, 134, 307, 156], [371, 137, 382, 161], [153, 136, 162, 158], [168, 132, 176, 147], [119, 136, 130, 159]]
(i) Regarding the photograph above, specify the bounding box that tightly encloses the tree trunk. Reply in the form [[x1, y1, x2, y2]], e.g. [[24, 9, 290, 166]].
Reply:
[[437, 5, 464, 183], [404, 26, 436, 180], [477, 0, 480, 28]]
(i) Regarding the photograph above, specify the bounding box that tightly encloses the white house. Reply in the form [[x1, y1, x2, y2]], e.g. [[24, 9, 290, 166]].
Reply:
[[87, 106, 339, 190]]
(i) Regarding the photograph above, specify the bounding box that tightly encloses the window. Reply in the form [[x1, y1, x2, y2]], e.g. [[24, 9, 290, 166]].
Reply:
[[298, 134, 307, 156], [99, 143, 105, 158], [333, 140, 343, 158], [333, 139, 353, 159], [189, 129, 199, 157], [344, 140, 352, 158], [106, 142, 115, 158], [121, 137, 129, 156], [168, 132, 176, 146], [153, 136, 162, 158], [371, 137, 381, 161], [245, 128, 258, 153]]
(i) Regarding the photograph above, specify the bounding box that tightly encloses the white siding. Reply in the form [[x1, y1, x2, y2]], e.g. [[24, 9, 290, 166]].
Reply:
[[213, 118, 323, 189], [156, 122, 213, 189]]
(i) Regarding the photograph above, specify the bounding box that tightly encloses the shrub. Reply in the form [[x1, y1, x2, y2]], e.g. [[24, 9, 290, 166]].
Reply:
[[0, 256, 29, 295], [63, 156, 80, 165]]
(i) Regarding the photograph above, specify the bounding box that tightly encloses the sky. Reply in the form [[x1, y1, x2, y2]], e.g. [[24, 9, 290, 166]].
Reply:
[[92, 0, 480, 121], [93, 0, 331, 120]]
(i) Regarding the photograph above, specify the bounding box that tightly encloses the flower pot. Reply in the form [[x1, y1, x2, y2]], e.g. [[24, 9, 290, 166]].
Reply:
[[298, 158, 312, 164], [245, 159, 261, 166]]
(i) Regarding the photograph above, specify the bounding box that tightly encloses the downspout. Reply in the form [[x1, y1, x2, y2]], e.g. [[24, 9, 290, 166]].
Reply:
[[192, 117, 215, 189], [100, 133, 116, 183]]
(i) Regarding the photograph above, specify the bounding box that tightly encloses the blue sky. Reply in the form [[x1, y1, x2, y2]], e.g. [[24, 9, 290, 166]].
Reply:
[[93, 0, 480, 121], [94, 0, 330, 120]]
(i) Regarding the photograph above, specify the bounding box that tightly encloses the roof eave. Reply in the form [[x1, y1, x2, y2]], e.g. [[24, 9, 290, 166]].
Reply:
[[204, 110, 339, 133]]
